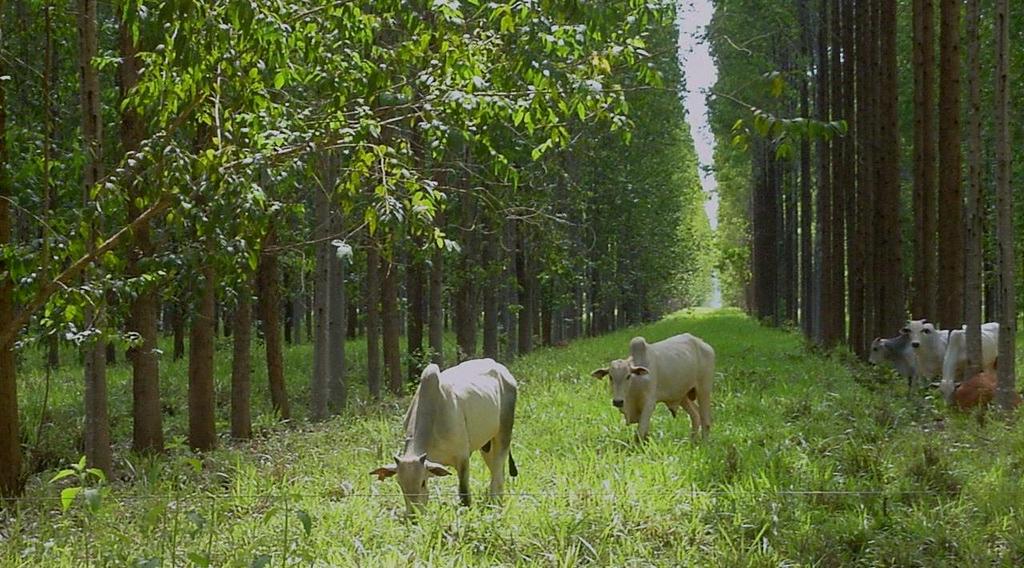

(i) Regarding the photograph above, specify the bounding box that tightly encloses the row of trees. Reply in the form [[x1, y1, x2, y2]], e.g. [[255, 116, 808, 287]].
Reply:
[[0, 1, 713, 497], [708, 0, 1016, 403]]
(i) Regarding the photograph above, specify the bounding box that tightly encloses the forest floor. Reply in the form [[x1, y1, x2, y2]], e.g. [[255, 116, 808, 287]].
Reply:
[[4, 309, 1024, 566]]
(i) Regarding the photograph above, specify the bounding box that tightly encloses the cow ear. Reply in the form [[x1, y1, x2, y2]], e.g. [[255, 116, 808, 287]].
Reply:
[[631, 366, 650, 376], [425, 461, 451, 477], [370, 464, 398, 481], [591, 368, 610, 379]]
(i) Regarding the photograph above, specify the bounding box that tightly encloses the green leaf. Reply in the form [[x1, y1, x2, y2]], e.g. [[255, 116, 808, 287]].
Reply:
[[49, 469, 76, 484], [296, 509, 312, 536], [60, 487, 82, 512], [86, 468, 107, 483]]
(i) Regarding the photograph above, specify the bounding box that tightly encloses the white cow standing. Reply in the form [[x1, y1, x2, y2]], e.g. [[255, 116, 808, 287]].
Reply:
[[371, 359, 518, 514], [940, 322, 1000, 403], [901, 319, 952, 380], [592, 334, 715, 441]]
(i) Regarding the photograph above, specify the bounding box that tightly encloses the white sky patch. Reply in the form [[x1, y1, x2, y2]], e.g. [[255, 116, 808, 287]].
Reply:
[[676, 0, 719, 232]]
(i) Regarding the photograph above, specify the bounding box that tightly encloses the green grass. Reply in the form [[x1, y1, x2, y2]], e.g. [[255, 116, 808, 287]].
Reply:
[[5, 308, 1024, 566]]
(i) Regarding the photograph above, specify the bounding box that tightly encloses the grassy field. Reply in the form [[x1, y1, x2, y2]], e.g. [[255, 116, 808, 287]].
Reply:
[[4, 308, 1024, 566]]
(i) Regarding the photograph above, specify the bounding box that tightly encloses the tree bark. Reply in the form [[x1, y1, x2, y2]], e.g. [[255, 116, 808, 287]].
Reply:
[[962, 0, 983, 378], [327, 206, 346, 412], [994, 0, 1015, 409], [876, 0, 905, 338], [798, 0, 814, 339], [937, 0, 963, 329], [78, 0, 111, 476], [230, 280, 252, 439], [829, 0, 846, 344], [428, 243, 444, 366], [381, 241, 402, 394], [366, 241, 382, 399], [454, 194, 479, 361], [406, 246, 425, 377], [816, 0, 834, 346], [188, 262, 217, 451], [912, 0, 938, 320], [516, 223, 533, 354], [854, 0, 876, 355], [310, 176, 331, 421], [121, 1, 162, 454], [842, 0, 860, 354], [257, 228, 289, 420], [0, 25, 20, 496]]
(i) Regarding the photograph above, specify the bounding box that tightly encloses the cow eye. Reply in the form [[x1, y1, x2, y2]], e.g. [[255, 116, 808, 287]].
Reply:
[[900, 328, 909, 334], [924, 329, 932, 334]]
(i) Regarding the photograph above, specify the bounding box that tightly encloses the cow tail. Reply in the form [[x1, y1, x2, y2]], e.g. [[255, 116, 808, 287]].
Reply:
[[508, 450, 518, 478]]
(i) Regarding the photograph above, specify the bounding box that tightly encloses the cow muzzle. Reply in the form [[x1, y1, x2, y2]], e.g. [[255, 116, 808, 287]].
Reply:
[[911, 341, 920, 349], [612, 399, 624, 408]]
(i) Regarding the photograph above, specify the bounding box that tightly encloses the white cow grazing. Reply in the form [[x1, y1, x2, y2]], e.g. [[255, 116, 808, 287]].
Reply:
[[868, 334, 917, 390], [939, 322, 1000, 404], [902, 319, 952, 379], [371, 359, 518, 514], [592, 334, 714, 441]]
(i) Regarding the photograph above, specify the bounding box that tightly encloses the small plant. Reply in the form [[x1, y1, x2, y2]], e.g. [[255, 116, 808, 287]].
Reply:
[[49, 456, 107, 513]]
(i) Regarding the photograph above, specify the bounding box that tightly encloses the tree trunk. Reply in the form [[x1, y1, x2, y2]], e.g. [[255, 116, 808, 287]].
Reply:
[[994, 0, 1015, 409], [257, 229, 289, 420], [347, 302, 358, 339], [121, 1, 162, 454], [428, 244, 444, 366], [78, 0, 111, 476], [172, 301, 185, 360], [381, 241, 402, 394], [516, 223, 533, 354], [283, 272, 294, 345], [366, 241, 382, 399], [842, 0, 860, 354], [0, 32, 20, 496], [829, 0, 846, 344], [876, 0, 905, 338], [815, 0, 834, 346], [188, 262, 217, 451], [327, 206, 347, 412], [310, 175, 331, 421], [912, 0, 937, 320], [962, 0, 983, 378], [291, 293, 304, 345], [230, 280, 253, 439], [854, 0, 876, 355], [937, 0, 963, 329], [798, 0, 813, 339], [406, 247, 425, 378]]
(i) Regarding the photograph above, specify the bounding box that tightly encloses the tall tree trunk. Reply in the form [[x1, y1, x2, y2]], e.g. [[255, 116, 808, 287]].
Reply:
[[327, 206, 347, 412], [829, 0, 846, 344], [455, 194, 479, 361], [854, 0, 876, 355], [121, 1, 163, 454], [381, 241, 402, 394], [188, 262, 217, 451], [406, 247, 425, 378], [481, 226, 499, 359], [230, 279, 252, 439], [291, 293, 304, 345], [428, 243, 444, 366], [257, 228, 289, 420], [937, 0, 963, 328], [347, 301, 358, 339], [366, 241, 382, 399], [912, 0, 938, 320], [816, 0, 834, 346], [962, 0, 983, 378], [283, 272, 293, 345], [798, 0, 813, 339], [876, 0, 905, 337], [78, 0, 111, 475], [0, 17, 20, 496], [994, 0, 1015, 409], [842, 0, 861, 354], [172, 301, 185, 360], [310, 176, 331, 421], [516, 223, 533, 354]]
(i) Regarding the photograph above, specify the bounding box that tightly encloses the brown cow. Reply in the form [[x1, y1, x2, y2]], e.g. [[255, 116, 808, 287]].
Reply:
[[953, 370, 1021, 411]]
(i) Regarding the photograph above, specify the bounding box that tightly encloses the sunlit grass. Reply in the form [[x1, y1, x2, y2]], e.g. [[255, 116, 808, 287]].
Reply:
[[5, 308, 1024, 565]]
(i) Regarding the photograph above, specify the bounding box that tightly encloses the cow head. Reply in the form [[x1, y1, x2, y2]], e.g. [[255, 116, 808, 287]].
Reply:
[[902, 319, 936, 350], [591, 359, 649, 412], [868, 338, 886, 365], [370, 452, 451, 514]]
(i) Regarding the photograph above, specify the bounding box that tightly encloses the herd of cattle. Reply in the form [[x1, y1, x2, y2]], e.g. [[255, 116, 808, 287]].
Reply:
[[371, 320, 1019, 514], [371, 333, 715, 513], [869, 319, 1021, 409]]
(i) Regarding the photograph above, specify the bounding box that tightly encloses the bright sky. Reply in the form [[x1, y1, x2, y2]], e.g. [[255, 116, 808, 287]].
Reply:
[[676, 0, 719, 231]]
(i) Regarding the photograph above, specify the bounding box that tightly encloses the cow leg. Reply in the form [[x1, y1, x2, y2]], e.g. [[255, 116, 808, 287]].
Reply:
[[635, 401, 656, 442], [696, 385, 712, 440], [457, 459, 471, 507], [682, 397, 701, 441], [482, 441, 507, 500]]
